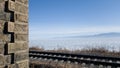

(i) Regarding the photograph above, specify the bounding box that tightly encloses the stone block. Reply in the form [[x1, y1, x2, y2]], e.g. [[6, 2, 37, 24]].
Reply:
[[14, 23, 28, 34], [0, 34, 11, 42], [14, 42, 28, 50], [8, 60, 29, 68], [14, 34, 28, 41], [16, 0, 28, 4], [0, 12, 10, 21], [0, 44, 4, 54], [16, 60, 29, 68], [0, 54, 5, 67], [0, 2, 5, 12], [5, 55, 11, 65], [8, 0, 15, 11], [14, 52, 28, 62], [0, 0, 4, 3], [15, 2, 28, 14], [8, 42, 28, 53], [15, 13, 28, 23], [0, 20, 4, 32], [7, 22, 14, 32], [8, 64, 16, 68], [7, 43, 14, 53]]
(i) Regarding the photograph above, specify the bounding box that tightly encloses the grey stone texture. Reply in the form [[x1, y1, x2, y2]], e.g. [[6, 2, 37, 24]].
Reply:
[[0, 0, 29, 68]]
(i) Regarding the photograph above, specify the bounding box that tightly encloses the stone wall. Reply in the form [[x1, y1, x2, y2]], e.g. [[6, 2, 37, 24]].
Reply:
[[0, 0, 29, 68]]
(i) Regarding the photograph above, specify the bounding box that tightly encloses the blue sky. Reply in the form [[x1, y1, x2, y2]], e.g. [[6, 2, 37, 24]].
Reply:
[[29, 0, 120, 40]]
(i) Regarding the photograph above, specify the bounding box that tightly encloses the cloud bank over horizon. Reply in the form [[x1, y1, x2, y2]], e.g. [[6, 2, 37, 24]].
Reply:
[[29, 0, 120, 40]]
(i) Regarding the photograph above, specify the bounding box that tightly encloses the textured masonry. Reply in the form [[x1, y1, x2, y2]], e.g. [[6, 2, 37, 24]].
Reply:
[[0, 0, 29, 68]]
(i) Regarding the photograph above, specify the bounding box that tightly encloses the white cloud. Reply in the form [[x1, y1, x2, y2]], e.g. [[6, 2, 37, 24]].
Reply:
[[29, 25, 120, 40]]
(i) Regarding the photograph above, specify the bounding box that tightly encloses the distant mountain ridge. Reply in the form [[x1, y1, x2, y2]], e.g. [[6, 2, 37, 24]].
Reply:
[[66, 32, 120, 38]]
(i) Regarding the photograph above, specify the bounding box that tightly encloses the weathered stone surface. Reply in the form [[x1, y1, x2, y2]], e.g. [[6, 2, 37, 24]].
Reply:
[[0, 44, 4, 54], [7, 22, 14, 32], [5, 55, 11, 65], [0, 0, 29, 67], [0, 20, 5, 32], [17, 0, 28, 4], [0, 33, 11, 42], [15, 2, 28, 14], [14, 52, 28, 62], [0, 0, 4, 3], [7, 43, 14, 53], [14, 42, 28, 50], [8, 42, 28, 53], [0, 12, 11, 21], [14, 23, 28, 34], [8, 64, 16, 68], [8, 0, 15, 11], [15, 13, 28, 23], [0, 2, 4, 12], [8, 60, 29, 68], [0, 67, 4, 68], [16, 60, 29, 68], [0, 55, 5, 67], [15, 34, 28, 41]]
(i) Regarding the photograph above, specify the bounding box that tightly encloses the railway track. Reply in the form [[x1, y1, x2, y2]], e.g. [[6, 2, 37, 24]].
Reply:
[[29, 50, 120, 67]]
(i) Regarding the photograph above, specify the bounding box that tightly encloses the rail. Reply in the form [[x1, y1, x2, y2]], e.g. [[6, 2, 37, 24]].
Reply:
[[29, 50, 120, 67]]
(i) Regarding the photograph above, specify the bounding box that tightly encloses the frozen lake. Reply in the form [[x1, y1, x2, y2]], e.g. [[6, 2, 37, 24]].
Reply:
[[30, 37, 120, 51]]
